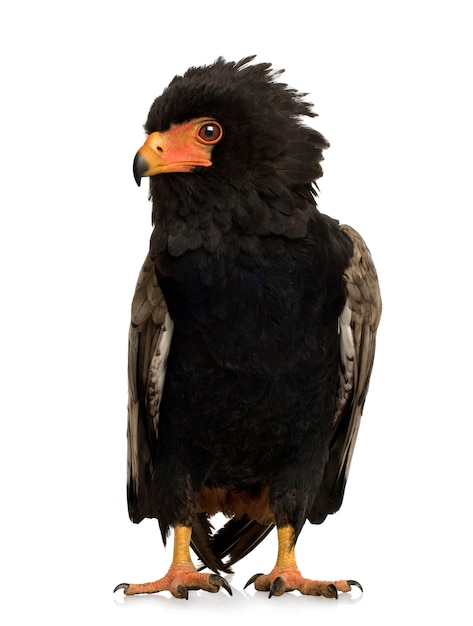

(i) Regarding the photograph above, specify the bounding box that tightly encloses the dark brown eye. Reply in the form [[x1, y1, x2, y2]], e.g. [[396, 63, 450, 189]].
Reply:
[[197, 121, 223, 144]]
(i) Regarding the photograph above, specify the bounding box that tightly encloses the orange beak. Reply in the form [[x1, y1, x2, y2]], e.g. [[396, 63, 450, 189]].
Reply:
[[133, 118, 222, 186]]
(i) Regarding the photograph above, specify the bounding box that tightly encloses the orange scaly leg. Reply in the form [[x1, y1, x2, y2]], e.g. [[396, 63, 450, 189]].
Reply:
[[114, 525, 231, 599], [245, 526, 362, 599]]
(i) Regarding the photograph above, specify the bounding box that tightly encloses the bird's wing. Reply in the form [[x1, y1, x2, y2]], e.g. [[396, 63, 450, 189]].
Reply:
[[309, 224, 382, 523], [127, 254, 173, 522]]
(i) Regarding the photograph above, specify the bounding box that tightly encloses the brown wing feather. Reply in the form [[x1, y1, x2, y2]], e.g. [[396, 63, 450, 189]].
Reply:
[[127, 254, 173, 522], [309, 224, 382, 523]]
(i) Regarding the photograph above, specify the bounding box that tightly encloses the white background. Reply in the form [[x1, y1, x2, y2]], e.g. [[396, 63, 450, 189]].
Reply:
[[1, 1, 471, 624]]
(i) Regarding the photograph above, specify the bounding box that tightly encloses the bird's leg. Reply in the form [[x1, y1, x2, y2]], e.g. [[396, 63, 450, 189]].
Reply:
[[114, 525, 231, 599], [245, 526, 362, 598]]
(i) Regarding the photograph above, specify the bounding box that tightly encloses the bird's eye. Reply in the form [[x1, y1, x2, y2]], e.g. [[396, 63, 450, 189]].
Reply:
[[197, 121, 223, 144]]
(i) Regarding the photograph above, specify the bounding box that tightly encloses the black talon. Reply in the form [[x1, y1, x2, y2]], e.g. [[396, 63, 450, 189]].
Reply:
[[327, 583, 338, 599], [209, 574, 233, 596], [244, 573, 264, 589], [176, 584, 189, 600], [269, 576, 285, 598], [113, 583, 130, 593], [347, 579, 364, 593]]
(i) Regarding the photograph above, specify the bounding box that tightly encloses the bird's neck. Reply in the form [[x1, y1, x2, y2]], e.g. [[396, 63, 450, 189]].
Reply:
[[149, 177, 317, 259]]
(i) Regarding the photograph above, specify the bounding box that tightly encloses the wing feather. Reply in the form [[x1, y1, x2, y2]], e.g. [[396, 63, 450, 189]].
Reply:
[[309, 224, 381, 523], [126, 254, 173, 522]]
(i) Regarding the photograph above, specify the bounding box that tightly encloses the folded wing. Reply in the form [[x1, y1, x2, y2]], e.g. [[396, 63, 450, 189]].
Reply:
[[127, 255, 173, 522], [309, 224, 382, 523]]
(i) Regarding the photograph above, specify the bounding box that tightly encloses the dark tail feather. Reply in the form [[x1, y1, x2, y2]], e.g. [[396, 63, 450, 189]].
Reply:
[[212, 515, 274, 568], [191, 513, 231, 573], [191, 513, 274, 573]]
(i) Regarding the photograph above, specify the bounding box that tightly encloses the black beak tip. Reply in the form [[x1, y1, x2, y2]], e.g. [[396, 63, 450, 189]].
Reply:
[[133, 152, 147, 187]]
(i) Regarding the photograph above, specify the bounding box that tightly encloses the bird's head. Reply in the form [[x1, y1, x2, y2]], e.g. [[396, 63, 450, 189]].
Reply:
[[133, 56, 329, 193]]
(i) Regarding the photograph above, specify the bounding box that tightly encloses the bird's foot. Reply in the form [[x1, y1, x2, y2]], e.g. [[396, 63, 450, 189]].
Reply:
[[114, 563, 232, 599], [245, 566, 362, 598]]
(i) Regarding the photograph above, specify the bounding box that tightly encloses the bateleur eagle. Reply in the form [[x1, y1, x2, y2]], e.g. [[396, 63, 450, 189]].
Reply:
[[115, 56, 381, 600]]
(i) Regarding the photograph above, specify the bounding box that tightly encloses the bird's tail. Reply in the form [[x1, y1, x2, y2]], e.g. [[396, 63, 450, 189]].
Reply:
[[191, 513, 274, 573]]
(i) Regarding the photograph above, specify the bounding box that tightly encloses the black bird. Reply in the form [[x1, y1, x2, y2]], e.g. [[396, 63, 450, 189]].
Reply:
[[115, 56, 381, 599]]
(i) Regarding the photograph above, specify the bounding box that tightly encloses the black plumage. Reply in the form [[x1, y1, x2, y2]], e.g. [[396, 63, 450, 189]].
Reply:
[[119, 56, 381, 598]]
